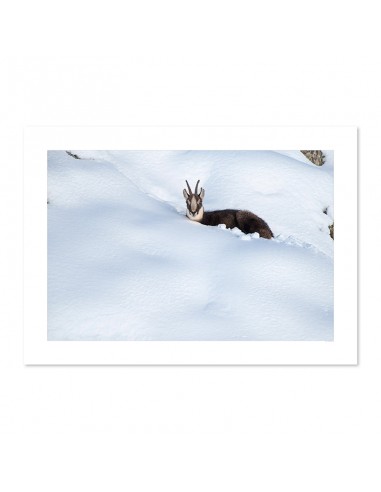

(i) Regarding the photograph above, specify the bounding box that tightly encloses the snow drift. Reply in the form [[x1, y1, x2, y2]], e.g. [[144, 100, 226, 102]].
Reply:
[[47, 150, 333, 341]]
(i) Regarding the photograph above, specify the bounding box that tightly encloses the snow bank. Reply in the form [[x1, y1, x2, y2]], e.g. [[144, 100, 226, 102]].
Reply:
[[48, 150, 333, 341]]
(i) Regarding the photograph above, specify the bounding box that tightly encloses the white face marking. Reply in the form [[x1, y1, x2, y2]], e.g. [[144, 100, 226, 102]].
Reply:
[[186, 206, 204, 222], [190, 196, 197, 212]]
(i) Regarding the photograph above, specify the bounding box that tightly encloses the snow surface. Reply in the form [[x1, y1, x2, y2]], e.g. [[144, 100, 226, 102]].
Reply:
[[47, 150, 333, 341]]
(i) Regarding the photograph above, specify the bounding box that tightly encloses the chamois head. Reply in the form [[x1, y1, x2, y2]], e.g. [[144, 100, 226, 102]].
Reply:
[[183, 179, 205, 221]]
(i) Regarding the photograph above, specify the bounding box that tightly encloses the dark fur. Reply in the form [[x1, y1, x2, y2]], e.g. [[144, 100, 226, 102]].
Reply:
[[183, 180, 273, 240], [202, 209, 273, 239]]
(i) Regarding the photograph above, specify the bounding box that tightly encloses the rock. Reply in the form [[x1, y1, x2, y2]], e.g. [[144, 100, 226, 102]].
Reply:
[[301, 150, 325, 166]]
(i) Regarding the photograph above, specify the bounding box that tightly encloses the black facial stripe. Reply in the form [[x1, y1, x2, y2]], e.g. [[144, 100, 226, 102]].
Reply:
[[187, 204, 202, 213], [185, 193, 203, 214]]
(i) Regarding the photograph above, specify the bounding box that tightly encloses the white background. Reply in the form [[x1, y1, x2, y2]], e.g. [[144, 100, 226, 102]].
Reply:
[[1, 1, 378, 491], [24, 127, 356, 364]]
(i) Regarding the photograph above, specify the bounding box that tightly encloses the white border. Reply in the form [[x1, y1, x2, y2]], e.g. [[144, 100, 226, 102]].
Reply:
[[23, 126, 357, 365]]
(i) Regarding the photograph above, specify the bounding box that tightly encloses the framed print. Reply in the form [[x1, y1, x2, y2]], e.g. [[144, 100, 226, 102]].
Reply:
[[23, 126, 357, 364]]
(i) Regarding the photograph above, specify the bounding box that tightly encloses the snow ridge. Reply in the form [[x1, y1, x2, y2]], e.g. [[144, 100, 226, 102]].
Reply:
[[48, 150, 333, 341]]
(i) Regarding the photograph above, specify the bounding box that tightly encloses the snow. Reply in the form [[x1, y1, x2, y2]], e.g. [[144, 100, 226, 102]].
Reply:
[[47, 150, 334, 341]]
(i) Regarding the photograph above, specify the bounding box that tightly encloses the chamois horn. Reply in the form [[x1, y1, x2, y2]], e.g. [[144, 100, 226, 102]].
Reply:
[[195, 180, 200, 195], [185, 180, 192, 195]]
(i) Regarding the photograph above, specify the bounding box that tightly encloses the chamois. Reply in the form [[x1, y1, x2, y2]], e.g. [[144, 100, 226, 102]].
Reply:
[[183, 180, 273, 239]]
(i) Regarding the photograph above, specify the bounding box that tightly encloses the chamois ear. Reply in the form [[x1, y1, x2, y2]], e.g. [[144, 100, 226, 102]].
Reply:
[[199, 188, 205, 199], [183, 189, 189, 199]]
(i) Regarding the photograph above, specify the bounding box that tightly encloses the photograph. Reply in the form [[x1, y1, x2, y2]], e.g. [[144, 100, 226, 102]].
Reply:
[[47, 149, 334, 342], [4, 10, 376, 492]]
